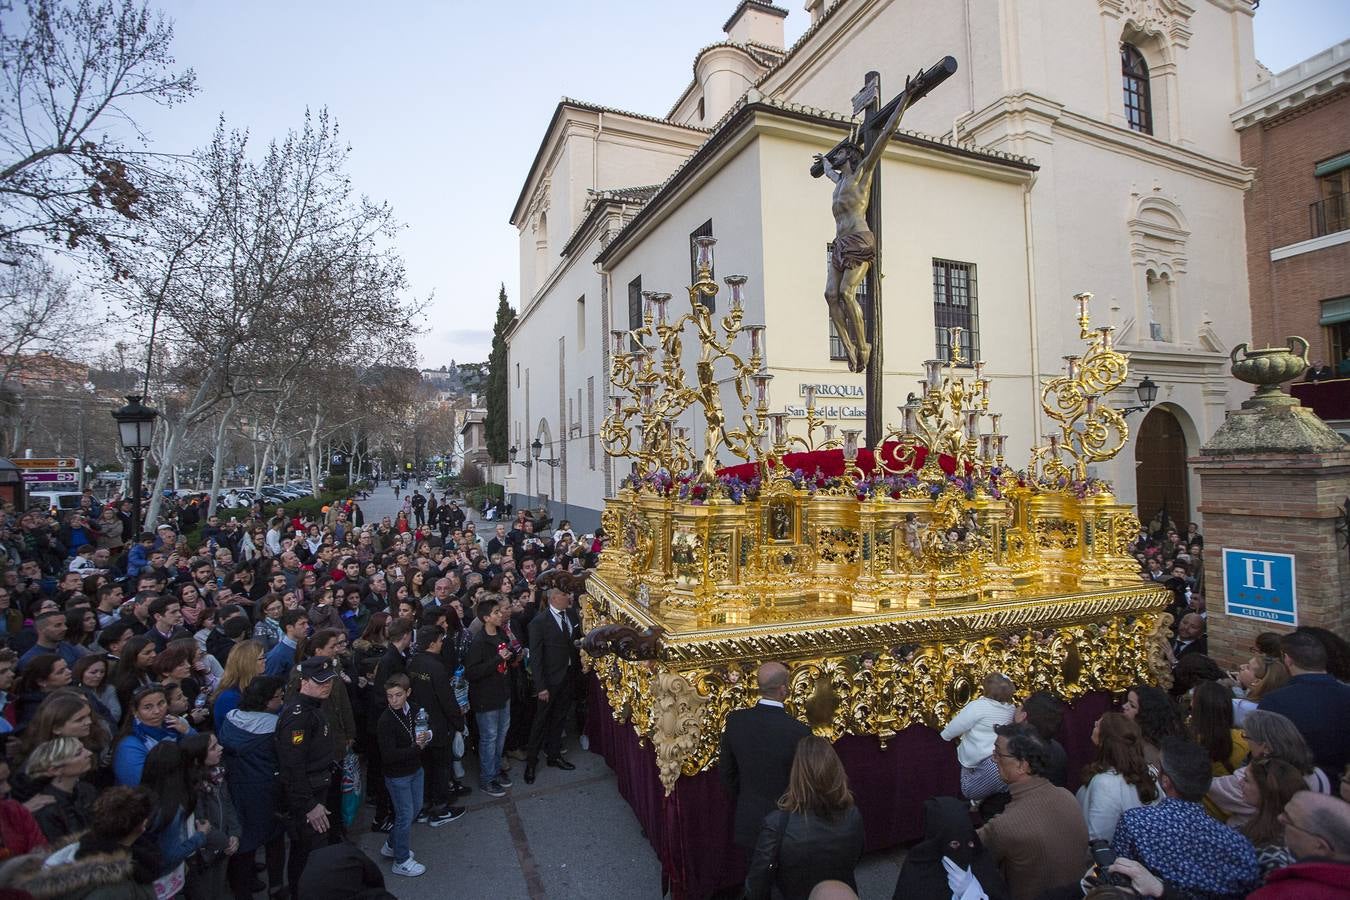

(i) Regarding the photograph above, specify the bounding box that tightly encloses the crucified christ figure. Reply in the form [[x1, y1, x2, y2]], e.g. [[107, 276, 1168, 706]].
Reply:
[[815, 80, 919, 374]]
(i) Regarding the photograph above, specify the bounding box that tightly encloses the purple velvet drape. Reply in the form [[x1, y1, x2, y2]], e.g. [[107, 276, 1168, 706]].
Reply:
[[585, 677, 1115, 900]]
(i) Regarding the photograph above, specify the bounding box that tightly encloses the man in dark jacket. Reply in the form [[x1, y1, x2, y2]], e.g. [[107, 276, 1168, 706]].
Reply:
[[524, 585, 580, 784], [1259, 630, 1350, 780], [719, 662, 811, 852], [464, 597, 517, 798], [406, 626, 465, 827]]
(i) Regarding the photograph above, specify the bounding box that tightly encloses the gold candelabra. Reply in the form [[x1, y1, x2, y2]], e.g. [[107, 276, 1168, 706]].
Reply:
[[829, 326, 1008, 487], [1032, 292, 1129, 482], [602, 237, 770, 485]]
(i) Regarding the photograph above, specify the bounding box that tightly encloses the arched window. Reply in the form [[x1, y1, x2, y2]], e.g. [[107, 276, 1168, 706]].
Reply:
[[1121, 44, 1153, 135]]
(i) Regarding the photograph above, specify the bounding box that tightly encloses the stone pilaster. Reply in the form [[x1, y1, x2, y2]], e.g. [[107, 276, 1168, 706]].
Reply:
[[1193, 403, 1349, 670]]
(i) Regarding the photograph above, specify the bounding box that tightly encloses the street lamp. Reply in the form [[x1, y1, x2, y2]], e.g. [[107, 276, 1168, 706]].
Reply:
[[531, 437, 560, 468], [1121, 376, 1159, 416], [112, 395, 158, 536]]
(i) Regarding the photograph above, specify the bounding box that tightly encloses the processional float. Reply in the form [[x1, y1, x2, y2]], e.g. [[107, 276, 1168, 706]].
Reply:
[[578, 55, 1170, 796], [579, 239, 1172, 793]]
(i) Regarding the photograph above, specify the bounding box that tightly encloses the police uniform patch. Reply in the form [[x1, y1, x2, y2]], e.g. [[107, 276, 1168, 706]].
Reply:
[[291, 730, 305, 745]]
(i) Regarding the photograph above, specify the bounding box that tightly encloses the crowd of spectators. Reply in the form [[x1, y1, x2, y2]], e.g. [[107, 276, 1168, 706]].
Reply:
[[0, 483, 601, 898], [732, 624, 1350, 899]]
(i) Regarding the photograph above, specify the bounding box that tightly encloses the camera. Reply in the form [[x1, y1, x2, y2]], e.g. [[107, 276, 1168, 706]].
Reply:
[[1088, 839, 1128, 887]]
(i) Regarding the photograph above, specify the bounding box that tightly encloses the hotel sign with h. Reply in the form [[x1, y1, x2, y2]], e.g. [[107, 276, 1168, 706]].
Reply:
[[1222, 549, 1297, 627]]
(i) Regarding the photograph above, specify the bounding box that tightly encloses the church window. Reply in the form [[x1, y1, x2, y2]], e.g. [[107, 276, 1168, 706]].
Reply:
[[1122, 44, 1153, 135], [576, 295, 586, 350], [627, 275, 643, 351], [933, 259, 978, 365]]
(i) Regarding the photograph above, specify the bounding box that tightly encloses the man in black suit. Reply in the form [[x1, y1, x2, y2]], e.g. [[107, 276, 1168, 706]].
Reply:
[[1170, 612, 1208, 661], [524, 585, 581, 784], [719, 662, 811, 852]]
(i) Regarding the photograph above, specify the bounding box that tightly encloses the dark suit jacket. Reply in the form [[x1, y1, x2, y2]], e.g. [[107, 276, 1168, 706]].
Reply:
[[1259, 673, 1350, 778], [1171, 636, 1208, 660], [528, 605, 577, 691], [719, 701, 812, 847]]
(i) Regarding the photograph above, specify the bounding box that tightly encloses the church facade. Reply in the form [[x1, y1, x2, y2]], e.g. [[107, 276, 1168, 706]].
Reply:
[[506, 0, 1262, 533]]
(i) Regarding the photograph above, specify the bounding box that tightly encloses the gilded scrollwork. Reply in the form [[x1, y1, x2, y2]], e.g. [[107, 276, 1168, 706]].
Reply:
[[588, 282, 1165, 791], [1036, 518, 1080, 550], [816, 527, 861, 564], [586, 587, 1170, 789], [650, 671, 708, 795]]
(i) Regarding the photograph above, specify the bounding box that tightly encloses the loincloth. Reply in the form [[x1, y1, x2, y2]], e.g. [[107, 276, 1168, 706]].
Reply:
[[830, 230, 876, 272]]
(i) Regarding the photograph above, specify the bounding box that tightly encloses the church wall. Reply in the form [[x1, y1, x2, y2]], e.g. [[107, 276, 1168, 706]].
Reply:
[[766, 0, 988, 140], [505, 224, 609, 532], [1020, 122, 1250, 516], [515, 111, 706, 305], [754, 130, 1042, 468], [603, 144, 769, 473]]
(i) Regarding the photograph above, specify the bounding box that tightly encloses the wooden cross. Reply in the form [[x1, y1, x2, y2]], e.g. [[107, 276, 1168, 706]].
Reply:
[[813, 56, 957, 448]]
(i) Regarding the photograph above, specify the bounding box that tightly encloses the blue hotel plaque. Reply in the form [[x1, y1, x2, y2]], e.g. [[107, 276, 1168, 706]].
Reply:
[[1222, 548, 1297, 627]]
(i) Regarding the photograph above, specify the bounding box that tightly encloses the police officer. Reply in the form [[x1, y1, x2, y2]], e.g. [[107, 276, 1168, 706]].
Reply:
[[276, 656, 341, 898]]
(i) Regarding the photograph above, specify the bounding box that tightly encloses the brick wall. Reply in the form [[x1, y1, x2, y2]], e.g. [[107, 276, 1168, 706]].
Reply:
[[1194, 449, 1350, 670], [1240, 86, 1350, 362]]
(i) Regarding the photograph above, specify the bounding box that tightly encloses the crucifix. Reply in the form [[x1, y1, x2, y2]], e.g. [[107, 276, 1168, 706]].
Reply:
[[812, 55, 957, 448]]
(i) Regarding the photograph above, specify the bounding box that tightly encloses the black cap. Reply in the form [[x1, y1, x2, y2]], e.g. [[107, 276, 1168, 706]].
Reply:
[[297, 656, 338, 683]]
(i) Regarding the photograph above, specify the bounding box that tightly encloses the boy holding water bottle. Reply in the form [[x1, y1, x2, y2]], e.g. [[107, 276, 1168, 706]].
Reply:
[[377, 673, 431, 877]]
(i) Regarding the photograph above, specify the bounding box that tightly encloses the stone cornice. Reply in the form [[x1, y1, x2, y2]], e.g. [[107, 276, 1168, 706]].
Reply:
[[963, 91, 1251, 189], [1231, 40, 1350, 129]]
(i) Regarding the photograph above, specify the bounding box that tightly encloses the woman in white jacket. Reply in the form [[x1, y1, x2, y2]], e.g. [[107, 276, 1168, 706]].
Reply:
[[1077, 711, 1161, 841], [939, 673, 1016, 802]]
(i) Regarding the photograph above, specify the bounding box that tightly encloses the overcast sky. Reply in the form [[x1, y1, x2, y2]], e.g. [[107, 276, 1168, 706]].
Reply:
[[113, 0, 1350, 367]]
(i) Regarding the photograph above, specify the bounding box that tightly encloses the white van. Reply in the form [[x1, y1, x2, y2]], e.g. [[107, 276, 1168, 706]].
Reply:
[[27, 491, 85, 512]]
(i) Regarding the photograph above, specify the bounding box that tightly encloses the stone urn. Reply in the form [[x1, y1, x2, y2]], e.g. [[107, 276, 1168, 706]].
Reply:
[[1230, 336, 1308, 409]]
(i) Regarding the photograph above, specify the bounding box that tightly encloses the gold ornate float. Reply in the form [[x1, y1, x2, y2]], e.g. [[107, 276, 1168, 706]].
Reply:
[[585, 239, 1172, 793]]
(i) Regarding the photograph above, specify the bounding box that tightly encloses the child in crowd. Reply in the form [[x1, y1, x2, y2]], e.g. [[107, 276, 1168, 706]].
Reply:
[[377, 672, 432, 878], [940, 673, 1016, 802]]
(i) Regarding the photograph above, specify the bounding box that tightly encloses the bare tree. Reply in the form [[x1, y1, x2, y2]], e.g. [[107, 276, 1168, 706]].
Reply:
[[0, 256, 97, 452], [0, 0, 197, 268], [119, 110, 422, 522]]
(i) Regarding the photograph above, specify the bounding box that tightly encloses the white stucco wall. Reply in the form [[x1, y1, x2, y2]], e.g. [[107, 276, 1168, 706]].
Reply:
[[507, 0, 1264, 526]]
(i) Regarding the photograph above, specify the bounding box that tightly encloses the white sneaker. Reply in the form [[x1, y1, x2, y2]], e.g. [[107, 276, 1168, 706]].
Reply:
[[391, 857, 426, 877], [380, 843, 396, 859]]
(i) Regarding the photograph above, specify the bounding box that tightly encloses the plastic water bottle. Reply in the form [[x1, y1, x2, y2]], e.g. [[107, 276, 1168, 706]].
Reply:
[[414, 708, 430, 743]]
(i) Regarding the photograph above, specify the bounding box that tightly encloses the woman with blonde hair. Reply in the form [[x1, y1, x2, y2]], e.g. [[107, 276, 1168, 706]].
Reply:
[[24, 736, 98, 843], [744, 736, 864, 900], [1231, 654, 1290, 725], [211, 639, 265, 724]]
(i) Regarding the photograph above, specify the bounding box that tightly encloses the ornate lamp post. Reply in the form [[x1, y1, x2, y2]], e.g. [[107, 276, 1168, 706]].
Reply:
[[111, 395, 158, 536], [531, 437, 560, 468], [1121, 376, 1158, 416]]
